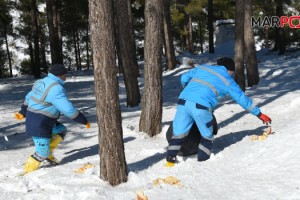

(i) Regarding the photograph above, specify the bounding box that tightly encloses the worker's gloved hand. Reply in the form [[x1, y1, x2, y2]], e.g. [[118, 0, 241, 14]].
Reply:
[[257, 113, 271, 125], [15, 112, 25, 121], [85, 122, 90, 129]]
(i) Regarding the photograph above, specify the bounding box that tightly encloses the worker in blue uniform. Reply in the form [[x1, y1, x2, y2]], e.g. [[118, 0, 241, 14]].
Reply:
[[166, 57, 271, 167], [16, 64, 90, 173]]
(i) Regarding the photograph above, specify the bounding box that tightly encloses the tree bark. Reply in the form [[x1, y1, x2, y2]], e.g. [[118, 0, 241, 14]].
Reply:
[[86, 26, 90, 69], [139, 0, 163, 137], [89, 0, 127, 186], [272, 0, 285, 55], [76, 30, 82, 70], [208, 0, 214, 54], [114, 22, 123, 74], [234, 0, 245, 91], [127, 0, 140, 77], [40, 32, 48, 72], [46, 0, 63, 64], [4, 33, 12, 77], [244, 0, 259, 87], [115, 0, 141, 107], [184, 25, 189, 51], [163, 0, 176, 70], [199, 20, 204, 54], [28, 38, 34, 75], [188, 15, 193, 52], [263, 26, 269, 48], [56, 0, 63, 60], [31, 0, 41, 78], [73, 29, 79, 70], [113, 0, 123, 74]]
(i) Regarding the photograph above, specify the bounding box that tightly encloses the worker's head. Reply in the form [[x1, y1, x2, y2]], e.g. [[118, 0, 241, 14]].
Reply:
[[217, 57, 235, 76], [49, 64, 68, 81], [188, 59, 196, 67]]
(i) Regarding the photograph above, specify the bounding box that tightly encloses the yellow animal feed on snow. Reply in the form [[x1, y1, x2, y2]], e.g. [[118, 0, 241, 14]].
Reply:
[[75, 163, 95, 174], [136, 191, 148, 200], [153, 176, 183, 187], [251, 126, 273, 141]]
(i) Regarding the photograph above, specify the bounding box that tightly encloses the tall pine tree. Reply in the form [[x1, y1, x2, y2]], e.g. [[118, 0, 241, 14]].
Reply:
[[139, 0, 164, 137], [89, 0, 127, 186]]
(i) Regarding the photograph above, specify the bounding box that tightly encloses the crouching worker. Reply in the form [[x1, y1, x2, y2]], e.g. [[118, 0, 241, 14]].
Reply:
[[15, 64, 90, 174], [166, 57, 271, 167]]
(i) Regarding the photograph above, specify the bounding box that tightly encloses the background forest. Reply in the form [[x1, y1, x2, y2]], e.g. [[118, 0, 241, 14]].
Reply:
[[0, 0, 299, 79]]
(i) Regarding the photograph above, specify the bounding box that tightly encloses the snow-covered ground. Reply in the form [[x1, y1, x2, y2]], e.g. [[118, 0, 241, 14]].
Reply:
[[0, 48, 300, 200]]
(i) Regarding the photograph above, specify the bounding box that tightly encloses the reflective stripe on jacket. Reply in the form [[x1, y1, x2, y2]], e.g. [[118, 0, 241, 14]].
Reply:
[[27, 73, 79, 119], [24, 73, 87, 138], [179, 64, 260, 116]]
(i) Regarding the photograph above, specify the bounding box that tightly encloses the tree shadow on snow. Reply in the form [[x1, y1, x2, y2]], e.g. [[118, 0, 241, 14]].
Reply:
[[60, 136, 136, 164], [212, 126, 267, 155], [60, 144, 99, 164], [0, 131, 33, 151], [127, 152, 167, 173]]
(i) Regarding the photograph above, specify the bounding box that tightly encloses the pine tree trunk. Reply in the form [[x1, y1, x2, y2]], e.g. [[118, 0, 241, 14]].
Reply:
[[89, 0, 127, 186], [163, 0, 176, 71], [276, 0, 285, 55], [40, 33, 48, 72], [86, 26, 90, 69], [31, 0, 41, 78], [114, 2, 123, 75], [127, 0, 140, 77], [199, 20, 204, 54], [73, 30, 79, 70], [56, 0, 63, 61], [273, 0, 285, 55], [244, 0, 259, 87], [264, 26, 269, 48], [46, 0, 63, 64], [76, 30, 82, 70], [188, 15, 193, 52], [28, 39, 34, 75], [4, 33, 12, 77], [139, 0, 163, 137], [208, 0, 214, 54], [114, 25, 123, 74], [115, 0, 141, 107], [184, 25, 189, 51], [234, 0, 245, 91]]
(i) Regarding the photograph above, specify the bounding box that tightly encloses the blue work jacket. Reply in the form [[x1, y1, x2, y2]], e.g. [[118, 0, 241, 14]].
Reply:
[[23, 73, 87, 138], [179, 64, 260, 116]]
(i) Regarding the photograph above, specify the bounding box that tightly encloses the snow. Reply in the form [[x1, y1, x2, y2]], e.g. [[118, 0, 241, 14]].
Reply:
[[1, 47, 300, 200]]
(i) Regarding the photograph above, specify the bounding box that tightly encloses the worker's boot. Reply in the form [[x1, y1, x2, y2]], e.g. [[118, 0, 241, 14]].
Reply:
[[165, 156, 176, 167], [24, 155, 41, 173], [47, 134, 63, 165]]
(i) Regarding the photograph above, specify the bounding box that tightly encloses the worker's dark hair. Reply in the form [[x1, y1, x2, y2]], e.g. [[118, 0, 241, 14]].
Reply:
[[217, 57, 235, 71]]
